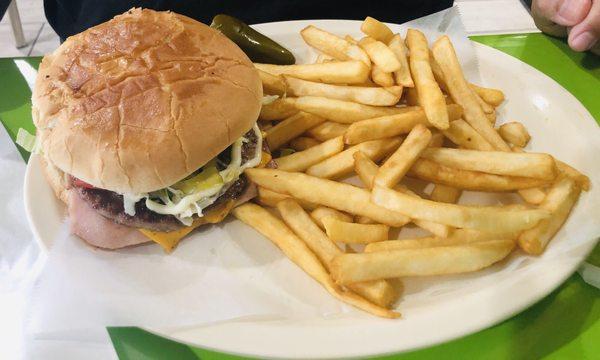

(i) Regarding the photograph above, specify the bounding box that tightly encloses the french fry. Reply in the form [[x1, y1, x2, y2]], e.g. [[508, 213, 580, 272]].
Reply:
[[420, 148, 557, 180], [285, 76, 402, 106], [278, 201, 343, 263], [315, 53, 336, 63], [265, 112, 325, 150], [406, 29, 449, 130], [256, 187, 318, 210], [300, 25, 371, 65], [409, 159, 551, 191], [275, 136, 344, 172], [511, 147, 549, 204], [361, 17, 394, 43], [469, 83, 505, 106], [310, 206, 354, 229], [307, 137, 401, 179], [502, 204, 532, 211], [396, 186, 452, 238], [255, 61, 370, 84], [431, 36, 510, 150], [258, 70, 286, 96], [353, 151, 380, 189], [352, 150, 379, 188], [555, 159, 590, 191], [442, 119, 495, 151], [499, 122, 531, 147], [259, 98, 298, 121], [331, 240, 515, 284], [245, 169, 411, 227], [430, 184, 462, 204], [365, 228, 517, 252], [290, 137, 320, 151], [384, 86, 403, 97], [374, 124, 432, 188], [290, 96, 418, 124], [344, 104, 462, 145], [349, 279, 399, 309], [371, 65, 395, 87], [345, 35, 358, 44], [323, 217, 389, 244], [472, 88, 495, 114], [359, 37, 401, 72], [486, 111, 497, 125], [366, 236, 435, 252], [278, 200, 398, 307], [351, 150, 381, 185], [256, 186, 290, 207], [405, 87, 419, 105], [428, 131, 445, 147], [233, 203, 398, 318], [507, 147, 549, 204], [306, 121, 349, 141], [429, 52, 448, 92], [518, 177, 581, 255], [518, 187, 547, 205], [356, 216, 377, 224], [361, 74, 379, 87], [387, 34, 414, 87], [371, 185, 549, 232]]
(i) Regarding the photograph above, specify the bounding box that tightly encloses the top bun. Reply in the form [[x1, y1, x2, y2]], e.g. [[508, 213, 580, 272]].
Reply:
[[32, 8, 262, 194]]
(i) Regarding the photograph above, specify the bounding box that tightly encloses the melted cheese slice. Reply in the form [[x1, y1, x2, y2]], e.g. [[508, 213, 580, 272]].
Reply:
[[259, 151, 272, 167], [139, 201, 234, 252]]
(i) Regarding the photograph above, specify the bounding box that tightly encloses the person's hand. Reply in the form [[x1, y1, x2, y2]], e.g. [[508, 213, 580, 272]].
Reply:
[[532, 0, 600, 55]]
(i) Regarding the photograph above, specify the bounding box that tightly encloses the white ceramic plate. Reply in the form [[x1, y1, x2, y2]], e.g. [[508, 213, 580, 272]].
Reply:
[[25, 20, 600, 359]]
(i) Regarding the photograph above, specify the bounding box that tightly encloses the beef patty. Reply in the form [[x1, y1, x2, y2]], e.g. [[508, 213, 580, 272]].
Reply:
[[76, 176, 249, 232], [74, 128, 264, 232]]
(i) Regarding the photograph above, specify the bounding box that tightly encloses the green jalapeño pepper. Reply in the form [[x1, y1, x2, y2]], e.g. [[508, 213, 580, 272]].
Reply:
[[210, 14, 295, 65]]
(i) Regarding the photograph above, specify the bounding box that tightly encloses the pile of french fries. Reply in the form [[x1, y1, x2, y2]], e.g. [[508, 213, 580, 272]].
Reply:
[[234, 17, 590, 318]]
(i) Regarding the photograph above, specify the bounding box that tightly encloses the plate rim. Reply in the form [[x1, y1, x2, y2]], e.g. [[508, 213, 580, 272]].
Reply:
[[23, 21, 600, 359], [24, 154, 49, 252]]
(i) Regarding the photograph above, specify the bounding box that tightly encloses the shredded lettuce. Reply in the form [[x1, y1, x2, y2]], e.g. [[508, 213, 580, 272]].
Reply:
[[123, 123, 263, 225], [16, 128, 40, 153]]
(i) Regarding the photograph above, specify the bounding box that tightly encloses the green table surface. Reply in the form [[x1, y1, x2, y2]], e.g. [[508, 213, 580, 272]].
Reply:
[[1, 32, 598, 359]]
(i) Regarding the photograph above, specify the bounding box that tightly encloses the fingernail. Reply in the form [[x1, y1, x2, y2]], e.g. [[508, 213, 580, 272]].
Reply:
[[556, 0, 586, 24], [570, 31, 597, 51]]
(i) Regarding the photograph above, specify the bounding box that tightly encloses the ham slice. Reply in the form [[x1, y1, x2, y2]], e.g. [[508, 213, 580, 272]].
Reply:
[[68, 190, 150, 249]]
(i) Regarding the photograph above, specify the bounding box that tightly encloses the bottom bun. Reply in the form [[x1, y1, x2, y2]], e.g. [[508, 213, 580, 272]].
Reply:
[[40, 154, 69, 204]]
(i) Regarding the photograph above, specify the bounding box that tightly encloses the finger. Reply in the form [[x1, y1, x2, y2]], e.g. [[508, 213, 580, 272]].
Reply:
[[531, 4, 569, 37], [533, 0, 592, 26], [568, 0, 600, 51]]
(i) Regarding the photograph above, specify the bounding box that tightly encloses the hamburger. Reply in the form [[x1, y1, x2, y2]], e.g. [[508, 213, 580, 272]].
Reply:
[[32, 8, 272, 251]]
